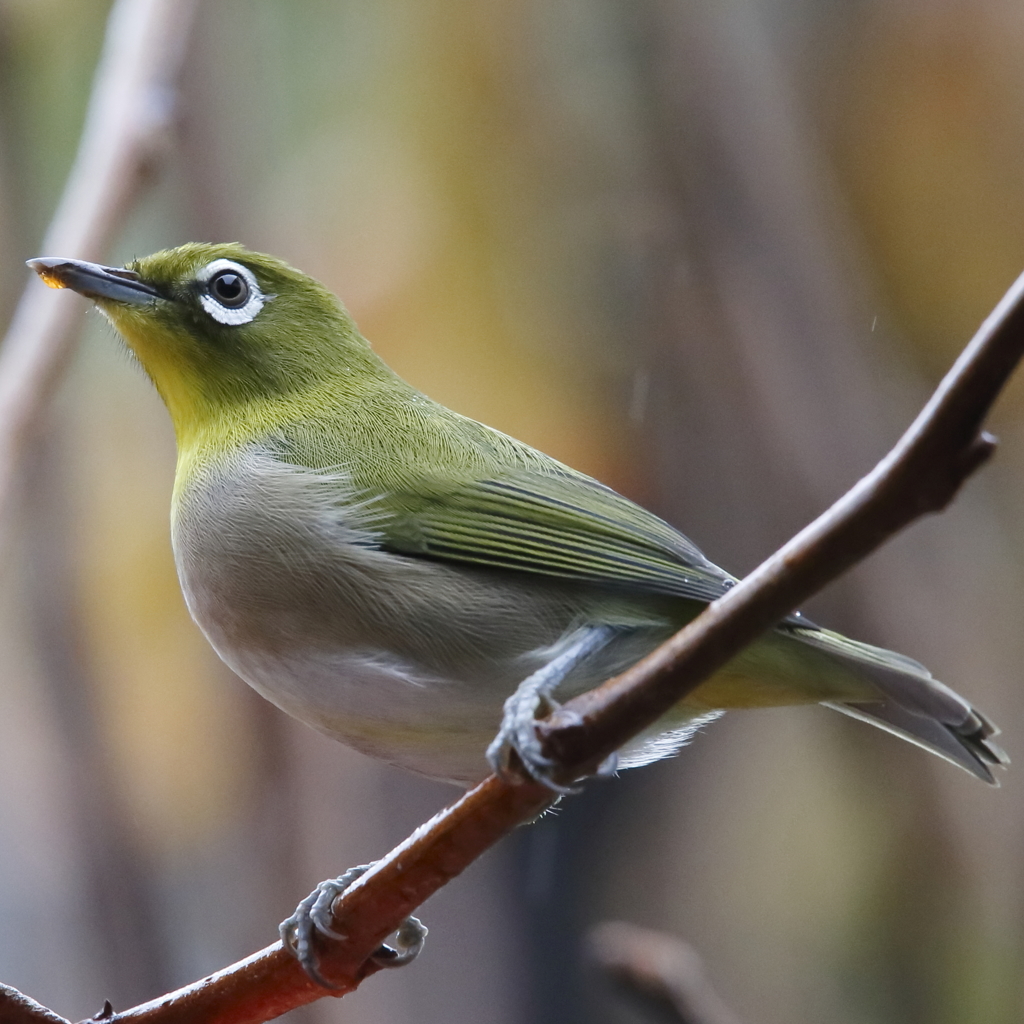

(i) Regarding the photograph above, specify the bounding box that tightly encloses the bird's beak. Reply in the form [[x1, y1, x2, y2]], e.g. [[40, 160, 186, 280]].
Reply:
[[26, 257, 160, 305]]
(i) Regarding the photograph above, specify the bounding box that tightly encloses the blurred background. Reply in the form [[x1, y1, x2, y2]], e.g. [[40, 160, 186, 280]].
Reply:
[[1, 0, 1024, 1022]]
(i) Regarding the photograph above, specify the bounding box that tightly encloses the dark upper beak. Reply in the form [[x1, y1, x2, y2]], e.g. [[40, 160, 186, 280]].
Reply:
[[26, 257, 160, 305]]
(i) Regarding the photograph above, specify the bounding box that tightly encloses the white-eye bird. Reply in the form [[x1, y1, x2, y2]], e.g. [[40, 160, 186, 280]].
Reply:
[[29, 243, 1008, 983], [28, 244, 1006, 795]]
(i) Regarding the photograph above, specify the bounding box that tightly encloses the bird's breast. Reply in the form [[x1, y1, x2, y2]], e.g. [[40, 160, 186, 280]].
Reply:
[[169, 444, 641, 782]]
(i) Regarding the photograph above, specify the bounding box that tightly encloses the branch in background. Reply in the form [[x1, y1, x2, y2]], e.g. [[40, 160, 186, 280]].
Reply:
[[0, 0, 199, 530], [588, 922, 746, 1024], [1, 266, 1007, 1024]]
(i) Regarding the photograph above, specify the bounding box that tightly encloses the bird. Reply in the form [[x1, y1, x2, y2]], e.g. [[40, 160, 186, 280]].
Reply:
[[28, 243, 1007, 978]]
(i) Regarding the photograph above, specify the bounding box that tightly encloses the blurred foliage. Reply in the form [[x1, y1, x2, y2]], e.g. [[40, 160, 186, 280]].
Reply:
[[830, 2, 1024, 379], [1, 1, 1024, 1023]]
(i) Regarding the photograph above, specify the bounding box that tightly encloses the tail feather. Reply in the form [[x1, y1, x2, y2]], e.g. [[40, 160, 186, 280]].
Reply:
[[821, 699, 1005, 784], [789, 626, 1008, 784]]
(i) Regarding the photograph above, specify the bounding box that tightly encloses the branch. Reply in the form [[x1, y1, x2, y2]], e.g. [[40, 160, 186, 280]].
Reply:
[[0, 985, 70, 1024], [537, 270, 1024, 772], [0, 0, 199, 529], [0, 268, 1005, 1024], [588, 922, 746, 1024]]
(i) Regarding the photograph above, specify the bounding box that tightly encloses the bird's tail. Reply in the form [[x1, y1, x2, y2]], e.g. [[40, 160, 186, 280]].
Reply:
[[789, 626, 1008, 784]]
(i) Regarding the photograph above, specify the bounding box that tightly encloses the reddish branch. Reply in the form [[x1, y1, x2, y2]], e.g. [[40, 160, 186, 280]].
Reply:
[[537, 271, 1024, 772], [2, 270, 1008, 1024], [0, 985, 72, 1024]]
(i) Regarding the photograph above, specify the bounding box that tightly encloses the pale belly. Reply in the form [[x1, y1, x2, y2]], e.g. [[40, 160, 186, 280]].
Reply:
[[170, 449, 690, 784], [170, 448, 875, 784]]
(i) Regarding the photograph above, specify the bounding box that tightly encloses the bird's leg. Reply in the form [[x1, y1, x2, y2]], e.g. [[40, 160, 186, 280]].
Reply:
[[487, 623, 620, 793], [279, 863, 428, 989]]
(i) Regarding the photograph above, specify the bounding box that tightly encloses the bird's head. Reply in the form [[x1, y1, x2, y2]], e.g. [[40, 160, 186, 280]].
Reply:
[[28, 243, 380, 444]]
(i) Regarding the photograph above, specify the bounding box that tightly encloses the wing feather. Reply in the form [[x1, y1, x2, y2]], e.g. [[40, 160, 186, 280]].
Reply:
[[379, 467, 736, 603]]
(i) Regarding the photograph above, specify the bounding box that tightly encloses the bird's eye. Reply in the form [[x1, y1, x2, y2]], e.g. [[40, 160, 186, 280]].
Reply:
[[196, 258, 270, 325], [208, 270, 249, 308]]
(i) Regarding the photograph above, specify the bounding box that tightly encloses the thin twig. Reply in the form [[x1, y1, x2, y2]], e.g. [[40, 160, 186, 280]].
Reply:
[[0, 985, 70, 1024], [109, 775, 555, 1024], [536, 269, 1024, 774], [0, 0, 199, 529], [1, 267, 1009, 1024], [588, 922, 746, 1024]]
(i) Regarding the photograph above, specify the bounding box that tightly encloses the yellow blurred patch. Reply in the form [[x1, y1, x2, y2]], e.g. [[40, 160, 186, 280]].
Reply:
[[70, 332, 255, 858]]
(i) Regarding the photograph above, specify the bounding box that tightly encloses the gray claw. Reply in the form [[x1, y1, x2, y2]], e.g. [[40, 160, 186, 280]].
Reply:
[[369, 914, 428, 967], [486, 625, 619, 794], [280, 864, 428, 987], [486, 690, 579, 794]]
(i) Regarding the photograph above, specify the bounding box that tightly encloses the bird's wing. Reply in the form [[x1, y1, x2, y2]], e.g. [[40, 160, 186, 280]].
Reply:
[[377, 466, 736, 603]]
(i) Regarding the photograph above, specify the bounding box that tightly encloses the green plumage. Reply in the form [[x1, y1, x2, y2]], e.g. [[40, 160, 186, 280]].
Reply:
[[30, 243, 1007, 785]]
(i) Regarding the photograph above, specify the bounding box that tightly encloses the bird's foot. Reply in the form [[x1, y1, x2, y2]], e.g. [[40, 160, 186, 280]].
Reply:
[[279, 864, 428, 989], [486, 625, 619, 793]]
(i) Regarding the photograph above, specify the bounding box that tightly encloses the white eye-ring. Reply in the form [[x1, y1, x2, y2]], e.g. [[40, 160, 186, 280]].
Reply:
[[196, 259, 271, 325]]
